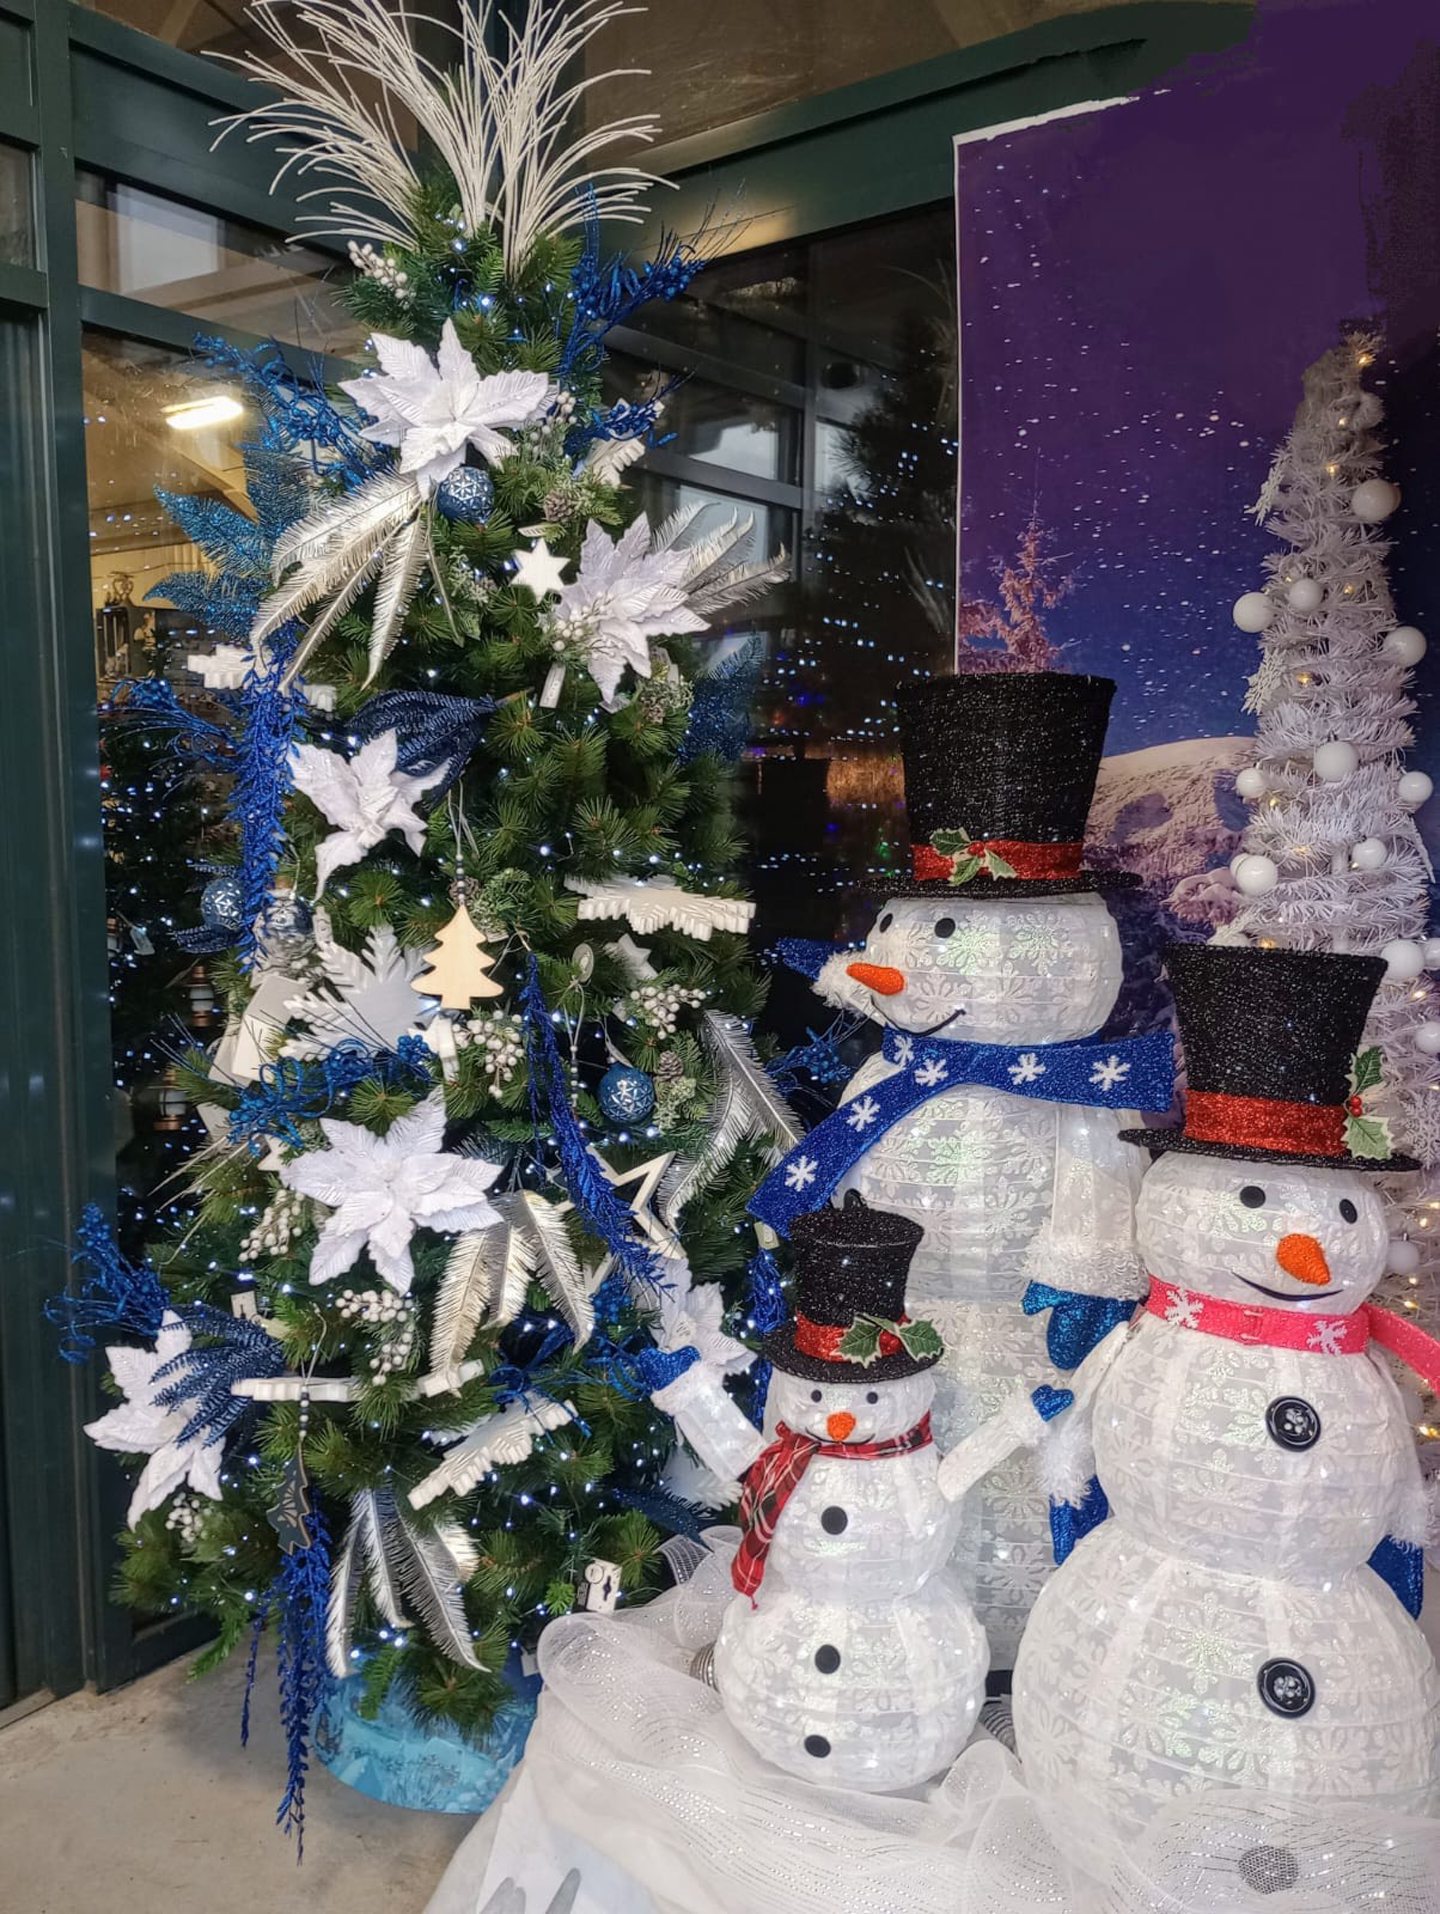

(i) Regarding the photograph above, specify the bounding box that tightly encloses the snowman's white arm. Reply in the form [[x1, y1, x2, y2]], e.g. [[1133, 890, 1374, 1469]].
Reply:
[[935, 1320, 1129, 1504], [1024, 1102, 1146, 1299], [651, 1362, 765, 1484]]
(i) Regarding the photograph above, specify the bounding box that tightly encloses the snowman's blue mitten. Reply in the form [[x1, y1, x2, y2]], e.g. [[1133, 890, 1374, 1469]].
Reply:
[[635, 1344, 700, 1393], [1369, 1535, 1424, 1618], [1050, 1477, 1110, 1564], [1023, 1281, 1138, 1371], [1031, 1385, 1075, 1422]]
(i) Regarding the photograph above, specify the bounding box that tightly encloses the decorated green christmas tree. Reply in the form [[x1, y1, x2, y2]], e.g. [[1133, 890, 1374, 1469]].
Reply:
[[54, 0, 792, 1845]]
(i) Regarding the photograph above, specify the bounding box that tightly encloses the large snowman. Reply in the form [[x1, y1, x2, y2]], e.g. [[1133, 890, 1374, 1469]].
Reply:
[[651, 1193, 989, 1792], [1000, 944, 1440, 1831], [752, 672, 1174, 1665]]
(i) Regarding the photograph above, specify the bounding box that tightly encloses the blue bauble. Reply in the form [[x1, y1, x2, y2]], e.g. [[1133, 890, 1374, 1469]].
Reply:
[[598, 1063, 655, 1124], [200, 874, 246, 933], [435, 466, 495, 523]]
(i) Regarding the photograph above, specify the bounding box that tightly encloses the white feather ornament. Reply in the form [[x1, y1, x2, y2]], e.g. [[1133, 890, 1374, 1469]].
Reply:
[[659, 1013, 803, 1228], [213, 0, 664, 273], [327, 1485, 481, 1675], [408, 1398, 576, 1509]]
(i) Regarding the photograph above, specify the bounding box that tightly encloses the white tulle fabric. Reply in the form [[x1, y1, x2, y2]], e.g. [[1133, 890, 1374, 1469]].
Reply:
[[1015, 1152, 1440, 1830], [833, 894, 1139, 1661], [425, 1560, 1440, 1914]]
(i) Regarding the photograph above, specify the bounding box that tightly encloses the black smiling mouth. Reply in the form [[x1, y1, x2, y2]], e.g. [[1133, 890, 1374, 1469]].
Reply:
[[1234, 1273, 1346, 1304], [877, 1006, 966, 1038]]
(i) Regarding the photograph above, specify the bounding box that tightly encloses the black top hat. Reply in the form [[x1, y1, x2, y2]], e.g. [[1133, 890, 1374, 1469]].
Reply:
[[875, 671, 1137, 899], [763, 1193, 942, 1383], [1120, 944, 1416, 1171]]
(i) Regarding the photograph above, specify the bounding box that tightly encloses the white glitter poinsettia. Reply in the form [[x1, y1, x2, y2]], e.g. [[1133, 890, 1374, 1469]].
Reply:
[[292, 729, 443, 893], [340, 322, 554, 495], [85, 1313, 224, 1525], [546, 505, 788, 707], [281, 1093, 502, 1294]]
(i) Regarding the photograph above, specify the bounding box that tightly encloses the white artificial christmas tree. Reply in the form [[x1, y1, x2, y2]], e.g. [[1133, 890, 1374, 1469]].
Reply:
[[1223, 332, 1440, 1358]]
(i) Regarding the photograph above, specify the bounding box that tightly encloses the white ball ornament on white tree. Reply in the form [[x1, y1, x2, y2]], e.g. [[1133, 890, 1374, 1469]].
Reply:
[[1233, 853, 1280, 896], [1382, 939, 1425, 983], [1388, 1237, 1423, 1275], [1398, 770, 1434, 809], [1413, 1022, 1440, 1056], [1423, 939, 1440, 970], [1313, 739, 1360, 783], [1234, 766, 1268, 800], [1351, 477, 1402, 523], [1384, 625, 1427, 666], [1286, 578, 1324, 614], [1232, 591, 1276, 633], [1350, 837, 1388, 871]]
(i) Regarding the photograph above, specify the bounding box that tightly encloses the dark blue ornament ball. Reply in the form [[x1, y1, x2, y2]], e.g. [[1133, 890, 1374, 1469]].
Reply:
[[435, 466, 495, 523], [598, 1063, 655, 1124], [200, 874, 246, 933]]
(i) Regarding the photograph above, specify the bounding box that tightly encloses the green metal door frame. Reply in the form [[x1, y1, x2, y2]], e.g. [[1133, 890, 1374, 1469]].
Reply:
[[0, 0, 1250, 1703]]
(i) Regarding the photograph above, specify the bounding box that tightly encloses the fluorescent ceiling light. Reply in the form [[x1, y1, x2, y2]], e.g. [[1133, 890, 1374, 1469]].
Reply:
[[165, 394, 244, 432]]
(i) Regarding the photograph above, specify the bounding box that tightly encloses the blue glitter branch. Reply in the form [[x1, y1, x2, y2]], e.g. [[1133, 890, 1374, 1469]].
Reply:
[[193, 335, 377, 489], [612, 1484, 711, 1542], [519, 956, 666, 1297], [103, 678, 236, 770], [559, 204, 707, 384], [347, 689, 497, 798], [678, 637, 764, 766], [156, 488, 272, 579], [48, 1206, 168, 1362], [272, 1505, 331, 1860], [228, 1038, 433, 1154], [152, 1303, 288, 1446], [234, 642, 303, 970]]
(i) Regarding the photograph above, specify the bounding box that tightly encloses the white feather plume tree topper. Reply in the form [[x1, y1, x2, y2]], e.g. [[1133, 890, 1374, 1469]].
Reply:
[[213, 0, 665, 273]]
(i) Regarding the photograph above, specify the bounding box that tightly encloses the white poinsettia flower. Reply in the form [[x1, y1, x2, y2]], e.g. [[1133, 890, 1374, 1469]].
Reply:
[[339, 321, 555, 495], [280, 1093, 503, 1295], [548, 518, 706, 706], [85, 1313, 225, 1525], [291, 729, 444, 893]]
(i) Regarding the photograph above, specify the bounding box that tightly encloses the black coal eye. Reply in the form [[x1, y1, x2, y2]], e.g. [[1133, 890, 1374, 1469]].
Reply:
[[934, 917, 956, 939], [1339, 1198, 1358, 1224], [866, 1391, 879, 1404], [810, 1389, 823, 1403], [878, 912, 893, 931], [1239, 1186, 1266, 1208]]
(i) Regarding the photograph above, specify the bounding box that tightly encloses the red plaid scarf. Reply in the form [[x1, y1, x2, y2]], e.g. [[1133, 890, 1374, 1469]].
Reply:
[[731, 1414, 934, 1600]]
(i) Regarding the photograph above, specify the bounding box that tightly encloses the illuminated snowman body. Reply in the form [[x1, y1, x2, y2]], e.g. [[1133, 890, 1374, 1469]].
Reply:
[[712, 1367, 987, 1792], [829, 892, 1139, 1662], [1014, 1151, 1440, 1831]]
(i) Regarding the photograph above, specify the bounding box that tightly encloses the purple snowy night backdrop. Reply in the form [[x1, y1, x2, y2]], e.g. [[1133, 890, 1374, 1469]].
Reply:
[[955, 0, 1440, 892]]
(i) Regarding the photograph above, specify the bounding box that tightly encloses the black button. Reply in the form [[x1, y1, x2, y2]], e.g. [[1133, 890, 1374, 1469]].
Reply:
[[820, 1506, 848, 1534], [804, 1734, 831, 1758], [814, 1644, 841, 1674], [1265, 1396, 1321, 1452], [1258, 1658, 1315, 1718]]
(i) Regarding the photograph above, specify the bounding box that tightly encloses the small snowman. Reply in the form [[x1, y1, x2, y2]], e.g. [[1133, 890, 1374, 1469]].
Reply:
[[752, 673, 1174, 1665], [965, 945, 1440, 1830], [651, 1193, 989, 1792]]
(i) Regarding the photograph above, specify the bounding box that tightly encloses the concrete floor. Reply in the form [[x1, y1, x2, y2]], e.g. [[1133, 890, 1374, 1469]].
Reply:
[[0, 1651, 470, 1914]]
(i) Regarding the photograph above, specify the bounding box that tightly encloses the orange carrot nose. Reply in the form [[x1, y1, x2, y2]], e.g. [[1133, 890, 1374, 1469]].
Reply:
[[826, 1411, 857, 1442], [846, 962, 905, 996], [1276, 1233, 1332, 1285]]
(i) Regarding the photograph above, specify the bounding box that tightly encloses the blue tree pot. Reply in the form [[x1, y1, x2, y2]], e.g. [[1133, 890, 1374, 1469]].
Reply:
[[314, 1651, 540, 1814]]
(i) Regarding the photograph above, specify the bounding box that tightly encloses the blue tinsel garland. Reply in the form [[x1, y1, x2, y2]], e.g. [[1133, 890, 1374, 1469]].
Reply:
[[271, 1505, 332, 1859], [227, 1038, 432, 1154]]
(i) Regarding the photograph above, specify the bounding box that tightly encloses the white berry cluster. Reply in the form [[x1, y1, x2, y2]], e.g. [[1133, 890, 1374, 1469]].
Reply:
[[455, 1007, 526, 1090], [623, 981, 708, 1039], [336, 1287, 417, 1379], [240, 1185, 308, 1261], [347, 240, 411, 299], [165, 1493, 208, 1549]]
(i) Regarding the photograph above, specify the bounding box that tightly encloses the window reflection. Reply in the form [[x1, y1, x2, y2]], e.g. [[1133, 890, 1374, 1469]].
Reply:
[[0, 140, 33, 268], [77, 173, 363, 357], [85, 333, 243, 1247]]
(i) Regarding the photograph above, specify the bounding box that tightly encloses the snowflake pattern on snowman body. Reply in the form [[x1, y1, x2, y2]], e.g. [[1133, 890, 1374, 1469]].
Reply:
[[752, 673, 1174, 1665], [651, 1194, 988, 1792], [991, 944, 1440, 1832]]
